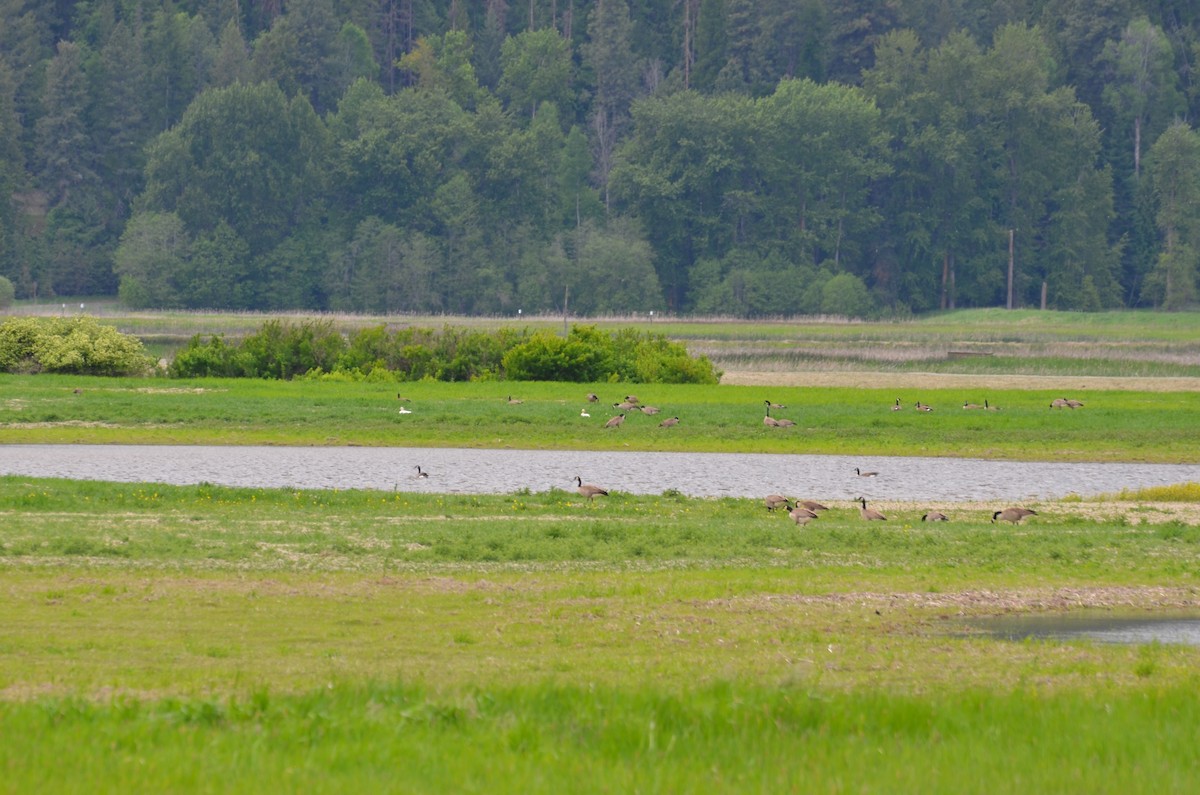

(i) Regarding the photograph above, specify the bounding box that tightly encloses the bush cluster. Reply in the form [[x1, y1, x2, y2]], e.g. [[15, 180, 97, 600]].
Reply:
[[0, 317, 155, 376], [168, 322, 721, 384]]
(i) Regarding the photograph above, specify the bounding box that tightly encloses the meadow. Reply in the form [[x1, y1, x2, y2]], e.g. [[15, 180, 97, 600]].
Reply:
[[3, 307, 1200, 792], [2, 373, 1199, 462], [2, 477, 1200, 792]]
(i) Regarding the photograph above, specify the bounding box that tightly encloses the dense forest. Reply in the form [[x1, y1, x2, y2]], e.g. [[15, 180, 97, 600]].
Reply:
[[1, 0, 1200, 316]]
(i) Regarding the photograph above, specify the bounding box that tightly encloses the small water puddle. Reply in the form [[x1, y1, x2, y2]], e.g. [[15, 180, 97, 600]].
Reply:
[[954, 612, 1200, 646]]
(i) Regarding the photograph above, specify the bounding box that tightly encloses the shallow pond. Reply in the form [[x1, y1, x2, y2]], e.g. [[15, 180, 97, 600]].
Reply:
[[2, 444, 1199, 501], [954, 612, 1200, 647]]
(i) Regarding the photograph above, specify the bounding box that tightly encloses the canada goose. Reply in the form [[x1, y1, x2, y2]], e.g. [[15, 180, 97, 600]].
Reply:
[[854, 467, 878, 477], [764, 399, 787, 409], [613, 400, 638, 411], [891, 398, 902, 411], [605, 413, 626, 429], [398, 407, 412, 414], [764, 404, 795, 427], [858, 497, 887, 521], [414, 465, 429, 478], [640, 405, 661, 415], [963, 401, 983, 410], [922, 511, 948, 522], [507, 396, 523, 404], [915, 401, 934, 412], [580, 409, 590, 417], [795, 500, 828, 512], [765, 494, 791, 512], [1050, 398, 1069, 408], [659, 416, 681, 427], [992, 507, 1037, 524], [574, 476, 609, 501], [984, 399, 999, 410], [624, 395, 640, 405], [788, 506, 819, 525], [396, 394, 410, 401], [1065, 399, 1084, 408], [586, 393, 599, 403]]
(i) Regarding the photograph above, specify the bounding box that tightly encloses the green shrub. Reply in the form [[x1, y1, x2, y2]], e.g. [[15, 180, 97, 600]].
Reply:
[[502, 330, 612, 382], [168, 334, 245, 378], [0, 316, 153, 375]]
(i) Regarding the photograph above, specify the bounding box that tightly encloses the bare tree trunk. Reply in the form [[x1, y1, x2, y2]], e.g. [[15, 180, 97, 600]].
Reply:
[[940, 251, 949, 310], [1040, 278, 1047, 310], [1006, 228, 1015, 309], [1134, 114, 1142, 177]]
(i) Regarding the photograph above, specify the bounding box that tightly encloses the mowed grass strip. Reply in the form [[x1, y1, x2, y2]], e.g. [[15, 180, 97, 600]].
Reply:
[[3, 374, 1199, 460]]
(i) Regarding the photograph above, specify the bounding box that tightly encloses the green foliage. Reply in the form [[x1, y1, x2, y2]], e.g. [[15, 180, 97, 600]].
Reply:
[[0, 317, 153, 375], [502, 325, 720, 383], [167, 321, 718, 384], [0, 275, 14, 309]]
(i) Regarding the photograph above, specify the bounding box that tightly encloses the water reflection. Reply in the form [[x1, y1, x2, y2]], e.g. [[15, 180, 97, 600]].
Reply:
[[2, 444, 1199, 501], [956, 612, 1200, 647]]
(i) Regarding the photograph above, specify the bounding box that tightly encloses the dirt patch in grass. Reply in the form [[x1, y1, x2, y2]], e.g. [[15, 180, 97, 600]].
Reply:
[[751, 585, 1200, 614], [721, 369, 1200, 392]]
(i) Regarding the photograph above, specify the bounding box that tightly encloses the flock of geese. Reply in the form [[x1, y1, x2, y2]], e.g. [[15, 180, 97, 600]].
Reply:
[[401, 391, 1060, 523]]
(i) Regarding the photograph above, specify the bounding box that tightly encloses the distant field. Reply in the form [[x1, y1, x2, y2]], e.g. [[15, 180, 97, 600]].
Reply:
[[2, 373, 1199, 461], [10, 302, 1200, 378]]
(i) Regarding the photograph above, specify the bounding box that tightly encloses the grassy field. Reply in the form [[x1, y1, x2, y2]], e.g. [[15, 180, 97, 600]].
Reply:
[[4, 306, 1200, 791], [3, 372, 1198, 462], [2, 477, 1200, 792]]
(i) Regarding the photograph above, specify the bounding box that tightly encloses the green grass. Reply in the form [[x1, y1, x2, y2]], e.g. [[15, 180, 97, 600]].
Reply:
[[4, 373, 1199, 461], [4, 683, 1199, 794], [2, 477, 1200, 791]]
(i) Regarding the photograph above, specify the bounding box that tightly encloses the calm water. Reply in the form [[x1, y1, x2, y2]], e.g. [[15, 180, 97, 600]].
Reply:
[[2, 444, 1199, 501], [955, 613, 1200, 647]]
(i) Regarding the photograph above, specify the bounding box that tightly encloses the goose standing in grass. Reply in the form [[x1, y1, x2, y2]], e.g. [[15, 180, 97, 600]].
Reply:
[[614, 400, 638, 411], [1050, 398, 1069, 408], [788, 506, 819, 525], [624, 395, 641, 405], [764, 494, 791, 512], [993, 507, 1037, 524], [795, 500, 828, 513], [854, 467, 878, 477], [414, 465, 429, 479], [1065, 398, 1084, 408], [891, 398, 902, 411], [915, 401, 934, 412], [659, 416, 680, 427], [858, 497, 887, 521], [605, 413, 626, 429], [574, 476, 609, 501], [640, 405, 661, 415], [586, 393, 599, 403], [922, 511, 948, 522]]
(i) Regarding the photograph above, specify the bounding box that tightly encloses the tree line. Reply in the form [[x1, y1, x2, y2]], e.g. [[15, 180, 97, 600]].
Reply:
[[2, 0, 1200, 316]]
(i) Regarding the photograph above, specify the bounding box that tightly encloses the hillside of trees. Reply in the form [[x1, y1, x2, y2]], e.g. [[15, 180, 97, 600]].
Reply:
[[2, 0, 1200, 316]]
